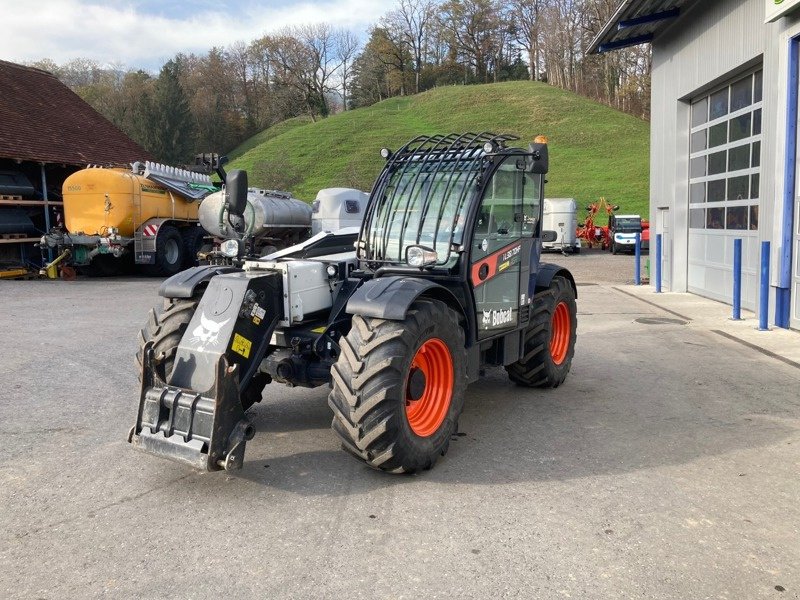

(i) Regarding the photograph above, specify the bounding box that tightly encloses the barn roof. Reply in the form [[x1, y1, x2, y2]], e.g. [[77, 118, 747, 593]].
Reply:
[[0, 60, 151, 166], [587, 0, 700, 54]]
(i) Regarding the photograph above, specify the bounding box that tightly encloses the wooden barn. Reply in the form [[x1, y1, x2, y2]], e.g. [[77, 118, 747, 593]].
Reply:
[[0, 59, 149, 272]]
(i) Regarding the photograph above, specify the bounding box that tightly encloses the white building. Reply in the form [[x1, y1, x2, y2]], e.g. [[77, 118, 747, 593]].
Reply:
[[589, 0, 800, 329]]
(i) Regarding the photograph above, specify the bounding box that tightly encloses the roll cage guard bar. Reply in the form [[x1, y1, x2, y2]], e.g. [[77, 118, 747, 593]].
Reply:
[[357, 132, 532, 269]]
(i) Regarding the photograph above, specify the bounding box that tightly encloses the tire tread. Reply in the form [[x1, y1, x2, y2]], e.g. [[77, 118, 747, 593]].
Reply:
[[329, 298, 466, 473], [505, 276, 577, 388]]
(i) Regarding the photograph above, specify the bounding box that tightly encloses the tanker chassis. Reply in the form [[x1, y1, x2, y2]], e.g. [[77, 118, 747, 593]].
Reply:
[[42, 159, 368, 275], [40, 161, 218, 276]]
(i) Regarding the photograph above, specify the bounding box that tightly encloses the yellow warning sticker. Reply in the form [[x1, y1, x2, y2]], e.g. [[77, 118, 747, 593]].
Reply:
[[311, 326, 327, 333], [498, 260, 510, 272], [231, 333, 252, 358]]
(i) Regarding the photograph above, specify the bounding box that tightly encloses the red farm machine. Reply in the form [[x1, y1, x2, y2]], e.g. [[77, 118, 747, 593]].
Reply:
[[576, 197, 618, 250]]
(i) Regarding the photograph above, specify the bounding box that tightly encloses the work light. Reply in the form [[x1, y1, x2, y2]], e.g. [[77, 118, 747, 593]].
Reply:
[[220, 238, 240, 258], [406, 245, 438, 267]]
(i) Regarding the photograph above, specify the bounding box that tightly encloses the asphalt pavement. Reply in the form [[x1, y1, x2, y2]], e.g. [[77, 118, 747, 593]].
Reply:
[[1, 256, 798, 599]]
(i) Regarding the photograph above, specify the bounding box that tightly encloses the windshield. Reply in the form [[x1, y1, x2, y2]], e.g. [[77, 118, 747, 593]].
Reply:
[[615, 218, 642, 231], [363, 157, 483, 265]]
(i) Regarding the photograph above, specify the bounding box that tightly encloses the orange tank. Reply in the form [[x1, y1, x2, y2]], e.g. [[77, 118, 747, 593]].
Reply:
[[62, 167, 199, 237]]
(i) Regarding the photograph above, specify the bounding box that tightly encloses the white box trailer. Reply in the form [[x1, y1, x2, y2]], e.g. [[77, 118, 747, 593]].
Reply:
[[542, 198, 580, 253], [311, 188, 369, 235]]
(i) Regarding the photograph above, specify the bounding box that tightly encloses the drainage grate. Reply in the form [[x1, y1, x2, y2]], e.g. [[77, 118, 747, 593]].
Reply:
[[635, 317, 688, 325]]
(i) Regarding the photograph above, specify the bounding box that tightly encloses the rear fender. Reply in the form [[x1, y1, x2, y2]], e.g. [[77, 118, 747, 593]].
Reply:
[[136, 218, 171, 261], [532, 263, 577, 298], [346, 276, 464, 321]]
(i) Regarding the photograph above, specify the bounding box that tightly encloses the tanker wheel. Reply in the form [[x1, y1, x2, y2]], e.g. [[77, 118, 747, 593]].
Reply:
[[328, 298, 467, 473], [136, 294, 265, 410], [505, 275, 577, 388], [143, 225, 184, 276], [181, 226, 206, 268]]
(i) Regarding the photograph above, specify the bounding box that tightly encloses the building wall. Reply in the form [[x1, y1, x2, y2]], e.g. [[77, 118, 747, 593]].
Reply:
[[650, 0, 795, 321], [773, 19, 800, 329]]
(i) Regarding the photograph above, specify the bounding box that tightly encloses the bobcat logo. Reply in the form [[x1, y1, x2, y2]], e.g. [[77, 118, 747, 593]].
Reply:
[[189, 312, 231, 351], [482, 310, 492, 326]]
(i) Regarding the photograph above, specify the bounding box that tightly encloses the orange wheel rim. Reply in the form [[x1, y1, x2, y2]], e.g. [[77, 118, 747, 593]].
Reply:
[[549, 301, 571, 365], [405, 338, 453, 437]]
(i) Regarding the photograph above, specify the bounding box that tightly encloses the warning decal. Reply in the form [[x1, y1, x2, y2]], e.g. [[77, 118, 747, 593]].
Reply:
[[231, 333, 252, 358]]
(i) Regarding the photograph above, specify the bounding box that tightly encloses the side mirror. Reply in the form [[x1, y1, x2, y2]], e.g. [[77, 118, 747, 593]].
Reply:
[[527, 142, 549, 174], [541, 230, 558, 243], [226, 169, 248, 217]]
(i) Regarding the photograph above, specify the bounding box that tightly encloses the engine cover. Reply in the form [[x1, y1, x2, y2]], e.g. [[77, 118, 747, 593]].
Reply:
[[246, 257, 355, 327]]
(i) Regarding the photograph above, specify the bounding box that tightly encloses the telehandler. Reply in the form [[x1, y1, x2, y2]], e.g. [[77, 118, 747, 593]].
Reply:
[[129, 132, 577, 473]]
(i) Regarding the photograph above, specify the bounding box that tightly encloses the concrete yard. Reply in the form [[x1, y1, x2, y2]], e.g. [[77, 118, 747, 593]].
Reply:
[[1, 252, 799, 599]]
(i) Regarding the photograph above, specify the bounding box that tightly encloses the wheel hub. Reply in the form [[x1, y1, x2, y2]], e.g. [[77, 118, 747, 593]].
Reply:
[[164, 238, 179, 264], [549, 301, 571, 365], [406, 367, 427, 401], [405, 338, 454, 437]]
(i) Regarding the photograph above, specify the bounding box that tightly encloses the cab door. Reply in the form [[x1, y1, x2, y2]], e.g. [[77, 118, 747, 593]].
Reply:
[[469, 157, 540, 340]]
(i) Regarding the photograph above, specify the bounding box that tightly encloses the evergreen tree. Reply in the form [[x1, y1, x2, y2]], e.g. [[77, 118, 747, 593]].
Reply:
[[148, 60, 195, 164]]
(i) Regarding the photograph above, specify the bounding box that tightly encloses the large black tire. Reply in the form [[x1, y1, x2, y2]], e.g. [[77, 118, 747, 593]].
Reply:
[[505, 276, 577, 388], [181, 226, 207, 268], [136, 294, 265, 409], [328, 298, 467, 473], [136, 296, 198, 384], [143, 225, 184, 276]]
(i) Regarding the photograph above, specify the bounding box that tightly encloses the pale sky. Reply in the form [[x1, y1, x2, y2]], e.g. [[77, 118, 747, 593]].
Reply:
[[4, 0, 392, 71]]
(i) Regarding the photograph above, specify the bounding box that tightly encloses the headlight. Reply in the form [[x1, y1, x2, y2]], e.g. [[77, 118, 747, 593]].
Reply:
[[483, 141, 497, 154], [380, 147, 392, 159], [220, 239, 240, 258], [326, 264, 337, 278], [406, 245, 438, 268]]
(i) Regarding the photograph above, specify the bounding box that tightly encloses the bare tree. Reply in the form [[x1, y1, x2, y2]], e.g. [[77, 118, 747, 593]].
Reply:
[[297, 23, 341, 117], [227, 41, 259, 133], [336, 29, 361, 110], [510, 0, 543, 81], [440, 0, 503, 83], [267, 24, 342, 120], [538, 0, 586, 90], [373, 15, 414, 96], [387, 0, 438, 94]]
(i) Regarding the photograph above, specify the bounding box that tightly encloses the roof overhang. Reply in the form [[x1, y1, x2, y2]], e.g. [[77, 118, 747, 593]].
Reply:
[[588, 0, 700, 55]]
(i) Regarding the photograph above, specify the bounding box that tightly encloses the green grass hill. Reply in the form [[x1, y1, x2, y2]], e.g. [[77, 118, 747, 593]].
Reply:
[[229, 81, 649, 223]]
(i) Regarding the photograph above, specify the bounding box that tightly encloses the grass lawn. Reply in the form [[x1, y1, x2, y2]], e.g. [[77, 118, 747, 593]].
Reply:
[[228, 82, 650, 224]]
